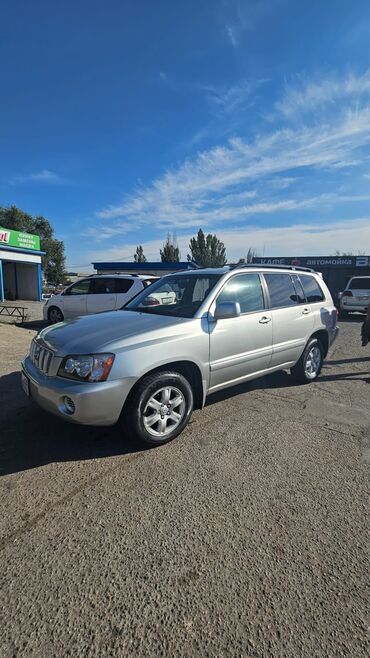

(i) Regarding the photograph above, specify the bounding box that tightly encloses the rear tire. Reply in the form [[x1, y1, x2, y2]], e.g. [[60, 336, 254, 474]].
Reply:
[[48, 306, 64, 324], [291, 338, 324, 384], [122, 371, 194, 446]]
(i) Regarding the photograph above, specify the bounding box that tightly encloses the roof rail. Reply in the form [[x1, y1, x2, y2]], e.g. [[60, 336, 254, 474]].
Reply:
[[231, 263, 316, 273]]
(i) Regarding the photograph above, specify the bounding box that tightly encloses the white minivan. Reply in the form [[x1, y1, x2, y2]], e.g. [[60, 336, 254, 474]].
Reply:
[[43, 274, 159, 323]]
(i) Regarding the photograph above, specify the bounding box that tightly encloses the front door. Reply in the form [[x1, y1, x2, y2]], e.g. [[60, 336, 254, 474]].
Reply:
[[62, 279, 91, 318], [209, 273, 273, 392]]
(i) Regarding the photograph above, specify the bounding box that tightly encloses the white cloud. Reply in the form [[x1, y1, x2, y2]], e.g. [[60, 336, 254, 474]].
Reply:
[[91, 70, 370, 254], [202, 78, 269, 119], [96, 105, 370, 230], [276, 70, 370, 119], [225, 24, 237, 48], [86, 217, 370, 265], [10, 169, 63, 184]]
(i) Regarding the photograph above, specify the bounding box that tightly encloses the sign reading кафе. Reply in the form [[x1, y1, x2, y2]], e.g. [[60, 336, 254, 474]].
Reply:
[[253, 256, 370, 268], [0, 226, 41, 251]]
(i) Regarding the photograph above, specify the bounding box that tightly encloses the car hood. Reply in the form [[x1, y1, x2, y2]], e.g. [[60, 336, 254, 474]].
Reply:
[[38, 310, 192, 355]]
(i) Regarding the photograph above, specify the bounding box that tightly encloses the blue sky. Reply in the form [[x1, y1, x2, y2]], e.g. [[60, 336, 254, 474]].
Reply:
[[1, 0, 370, 268]]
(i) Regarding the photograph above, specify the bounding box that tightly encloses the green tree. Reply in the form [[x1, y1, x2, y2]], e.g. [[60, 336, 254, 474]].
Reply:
[[134, 245, 147, 262], [187, 228, 227, 267], [160, 232, 180, 262], [0, 205, 67, 284]]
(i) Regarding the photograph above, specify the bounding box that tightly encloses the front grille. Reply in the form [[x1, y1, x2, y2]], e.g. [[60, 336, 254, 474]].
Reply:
[[29, 340, 53, 375]]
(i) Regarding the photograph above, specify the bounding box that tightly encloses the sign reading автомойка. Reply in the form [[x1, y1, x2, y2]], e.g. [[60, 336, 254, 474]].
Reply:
[[0, 226, 41, 251]]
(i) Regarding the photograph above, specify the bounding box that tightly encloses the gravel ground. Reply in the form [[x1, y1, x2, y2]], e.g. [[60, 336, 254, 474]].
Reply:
[[0, 300, 44, 324], [0, 319, 369, 657]]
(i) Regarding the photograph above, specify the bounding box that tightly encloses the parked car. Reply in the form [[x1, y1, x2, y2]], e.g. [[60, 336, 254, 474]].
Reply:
[[22, 265, 338, 446], [43, 274, 159, 323], [339, 276, 370, 316]]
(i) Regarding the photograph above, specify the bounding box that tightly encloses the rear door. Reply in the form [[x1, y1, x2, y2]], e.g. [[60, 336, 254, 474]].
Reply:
[[209, 273, 273, 390], [263, 273, 314, 367], [62, 279, 91, 318], [347, 277, 370, 311], [87, 278, 117, 314]]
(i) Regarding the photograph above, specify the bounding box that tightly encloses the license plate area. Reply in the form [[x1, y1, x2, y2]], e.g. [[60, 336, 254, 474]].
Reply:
[[21, 372, 30, 397]]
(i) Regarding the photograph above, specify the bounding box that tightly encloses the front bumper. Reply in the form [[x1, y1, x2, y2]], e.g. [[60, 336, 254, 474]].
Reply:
[[22, 356, 136, 426]]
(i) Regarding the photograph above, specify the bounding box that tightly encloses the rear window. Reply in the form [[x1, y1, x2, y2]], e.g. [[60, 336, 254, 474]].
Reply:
[[115, 278, 134, 293], [264, 273, 298, 309], [348, 278, 370, 290], [299, 275, 325, 303]]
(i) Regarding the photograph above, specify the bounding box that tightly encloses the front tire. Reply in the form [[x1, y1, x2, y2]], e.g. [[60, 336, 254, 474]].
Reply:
[[291, 338, 324, 384], [123, 371, 194, 446], [48, 306, 64, 324]]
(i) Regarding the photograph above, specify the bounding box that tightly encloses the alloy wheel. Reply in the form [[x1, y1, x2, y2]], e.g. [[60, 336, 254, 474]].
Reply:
[[143, 386, 186, 438]]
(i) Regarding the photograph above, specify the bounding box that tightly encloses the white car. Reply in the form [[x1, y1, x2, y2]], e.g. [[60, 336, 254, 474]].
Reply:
[[339, 276, 370, 316], [44, 275, 159, 324]]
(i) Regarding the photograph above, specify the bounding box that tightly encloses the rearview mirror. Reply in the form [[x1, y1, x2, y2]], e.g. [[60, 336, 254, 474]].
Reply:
[[214, 301, 241, 320]]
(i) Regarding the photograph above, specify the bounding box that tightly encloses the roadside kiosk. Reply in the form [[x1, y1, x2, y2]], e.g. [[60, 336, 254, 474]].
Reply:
[[0, 227, 44, 302]]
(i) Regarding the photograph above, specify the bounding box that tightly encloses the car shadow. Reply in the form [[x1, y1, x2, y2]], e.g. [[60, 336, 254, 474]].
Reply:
[[205, 370, 297, 407], [0, 371, 140, 477], [338, 314, 366, 323], [328, 356, 370, 366], [19, 319, 48, 331], [205, 355, 370, 408]]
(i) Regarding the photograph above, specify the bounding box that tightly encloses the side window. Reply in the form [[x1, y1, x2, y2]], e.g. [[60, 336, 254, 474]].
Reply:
[[264, 273, 298, 309], [91, 278, 117, 294], [299, 275, 325, 303], [291, 275, 306, 304], [115, 279, 134, 293], [217, 274, 265, 313], [67, 279, 91, 295], [143, 278, 158, 288]]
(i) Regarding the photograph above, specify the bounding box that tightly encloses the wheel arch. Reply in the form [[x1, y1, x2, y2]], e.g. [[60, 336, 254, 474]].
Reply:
[[123, 360, 205, 412], [47, 304, 64, 321], [309, 329, 329, 357]]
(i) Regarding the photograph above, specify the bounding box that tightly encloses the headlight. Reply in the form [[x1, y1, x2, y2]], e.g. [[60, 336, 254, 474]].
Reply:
[[58, 353, 115, 382]]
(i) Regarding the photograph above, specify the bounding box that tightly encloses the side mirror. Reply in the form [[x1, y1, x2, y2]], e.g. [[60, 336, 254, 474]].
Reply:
[[214, 301, 241, 320]]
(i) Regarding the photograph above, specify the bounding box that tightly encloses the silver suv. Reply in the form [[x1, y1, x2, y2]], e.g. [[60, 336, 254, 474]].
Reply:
[[22, 265, 338, 446]]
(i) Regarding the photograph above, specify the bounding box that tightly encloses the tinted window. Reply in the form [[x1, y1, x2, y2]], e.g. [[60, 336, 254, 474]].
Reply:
[[299, 275, 325, 303], [115, 278, 134, 293], [217, 274, 265, 313], [292, 275, 306, 304], [264, 274, 297, 308], [67, 279, 91, 295], [91, 278, 117, 294], [348, 278, 370, 290]]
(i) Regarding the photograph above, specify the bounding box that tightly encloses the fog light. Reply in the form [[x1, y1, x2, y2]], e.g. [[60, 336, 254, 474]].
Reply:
[[63, 396, 75, 415]]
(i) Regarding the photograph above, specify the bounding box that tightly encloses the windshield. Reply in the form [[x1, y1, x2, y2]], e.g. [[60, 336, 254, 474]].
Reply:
[[124, 274, 222, 318]]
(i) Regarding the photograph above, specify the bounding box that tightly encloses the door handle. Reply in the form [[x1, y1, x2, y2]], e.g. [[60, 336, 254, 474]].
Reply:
[[302, 308, 311, 315], [259, 316, 271, 324]]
